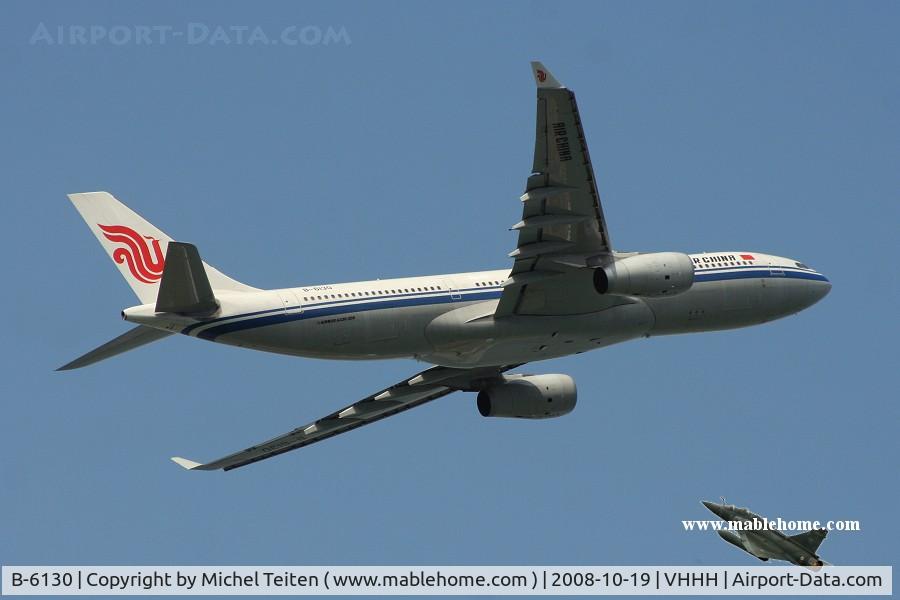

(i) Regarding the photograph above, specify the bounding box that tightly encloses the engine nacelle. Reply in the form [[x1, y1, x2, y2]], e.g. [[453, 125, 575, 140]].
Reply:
[[477, 374, 576, 419], [594, 252, 694, 297]]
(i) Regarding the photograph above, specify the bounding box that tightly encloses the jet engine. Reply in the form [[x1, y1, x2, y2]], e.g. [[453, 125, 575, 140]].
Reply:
[[594, 252, 694, 297], [476, 374, 576, 419], [806, 557, 825, 568]]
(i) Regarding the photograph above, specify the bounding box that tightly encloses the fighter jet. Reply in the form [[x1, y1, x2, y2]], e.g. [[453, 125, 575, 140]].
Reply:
[[702, 501, 829, 567]]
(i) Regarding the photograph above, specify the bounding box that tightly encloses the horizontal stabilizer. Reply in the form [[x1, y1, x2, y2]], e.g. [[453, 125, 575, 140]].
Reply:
[[155, 242, 219, 315], [57, 325, 172, 371]]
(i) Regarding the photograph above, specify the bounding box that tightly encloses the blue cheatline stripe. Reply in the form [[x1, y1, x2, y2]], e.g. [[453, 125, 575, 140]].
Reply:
[[186, 268, 828, 341], [697, 264, 810, 274], [181, 285, 499, 336], [694, 269, 829, 283], [692, 263, 826, 277], [182, 306, 285, 336], [195, 288, 503, 341]]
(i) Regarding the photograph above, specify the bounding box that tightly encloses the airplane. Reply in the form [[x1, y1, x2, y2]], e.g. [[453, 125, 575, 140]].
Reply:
[[60, 62, 831, 471], [702, 501, 830, 567]]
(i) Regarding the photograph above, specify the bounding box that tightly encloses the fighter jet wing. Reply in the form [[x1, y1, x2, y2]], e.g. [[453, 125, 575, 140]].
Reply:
[[171, 364, 517, 471], [497, 62, 615, 317]]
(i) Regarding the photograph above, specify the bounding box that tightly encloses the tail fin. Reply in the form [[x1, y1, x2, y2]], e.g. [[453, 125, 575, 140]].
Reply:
[[789, 529, 827, 554], [68, 191, 257, 303]]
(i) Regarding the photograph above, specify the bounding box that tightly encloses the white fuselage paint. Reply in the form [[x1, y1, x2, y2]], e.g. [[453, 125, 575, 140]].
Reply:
[[124, 252, 830, 369]]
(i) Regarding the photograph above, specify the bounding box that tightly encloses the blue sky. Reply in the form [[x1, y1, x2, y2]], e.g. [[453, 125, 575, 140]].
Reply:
[[2, 0, 898, 580]]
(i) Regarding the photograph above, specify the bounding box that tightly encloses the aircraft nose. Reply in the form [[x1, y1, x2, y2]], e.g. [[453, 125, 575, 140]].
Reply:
[[701, 501, 729, 519], [807, 277, 831, 306]]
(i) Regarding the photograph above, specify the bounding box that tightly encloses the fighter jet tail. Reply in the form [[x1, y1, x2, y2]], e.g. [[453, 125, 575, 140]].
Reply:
[[788, 529, 828, 553]]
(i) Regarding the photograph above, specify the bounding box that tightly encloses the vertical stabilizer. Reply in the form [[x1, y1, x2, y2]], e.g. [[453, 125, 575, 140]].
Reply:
[[68, 191, 257, 303]]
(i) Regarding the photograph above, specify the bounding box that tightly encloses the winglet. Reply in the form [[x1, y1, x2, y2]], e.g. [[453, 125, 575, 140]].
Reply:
[[171, 456, 205, 470], [530, 61, 564, 89]]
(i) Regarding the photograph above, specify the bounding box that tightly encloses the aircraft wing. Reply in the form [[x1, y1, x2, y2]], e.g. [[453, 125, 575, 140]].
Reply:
[[171, 365, 516, 471], [497, 62, 614, 316]]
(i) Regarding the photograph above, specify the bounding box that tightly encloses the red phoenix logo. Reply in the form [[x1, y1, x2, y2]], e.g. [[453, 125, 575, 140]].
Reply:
[[98, 224, 166, 284], [536, 69, 547, 83]]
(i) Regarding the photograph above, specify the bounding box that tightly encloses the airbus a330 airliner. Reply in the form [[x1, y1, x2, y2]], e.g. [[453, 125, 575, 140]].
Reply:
[[61, 63, 830, 471]]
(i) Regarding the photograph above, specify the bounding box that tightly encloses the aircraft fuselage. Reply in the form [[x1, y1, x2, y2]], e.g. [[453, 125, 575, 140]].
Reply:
[[124, 251, 830, 369]]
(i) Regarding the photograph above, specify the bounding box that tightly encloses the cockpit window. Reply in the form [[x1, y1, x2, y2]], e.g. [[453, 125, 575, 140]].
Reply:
[[795, 262, 811, 270]]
